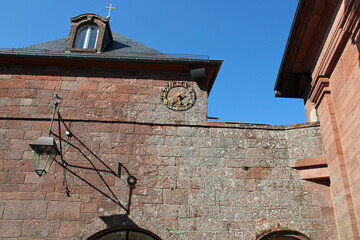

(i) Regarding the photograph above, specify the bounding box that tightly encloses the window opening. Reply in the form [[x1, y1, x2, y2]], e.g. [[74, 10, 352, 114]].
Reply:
[[257, 230, 310, 240], [87, 227, 162, 240], [74, 25, 99, 49]]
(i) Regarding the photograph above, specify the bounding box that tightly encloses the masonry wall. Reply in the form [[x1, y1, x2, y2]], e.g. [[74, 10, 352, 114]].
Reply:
[[0, 65, 337, 239], [327, 29, 360, 235], [305, 3, 360, 239], [0, 65, 207, 124]]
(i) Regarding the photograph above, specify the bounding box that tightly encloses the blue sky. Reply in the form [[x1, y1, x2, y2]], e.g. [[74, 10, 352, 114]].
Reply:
[[1, 0, 304, 125]]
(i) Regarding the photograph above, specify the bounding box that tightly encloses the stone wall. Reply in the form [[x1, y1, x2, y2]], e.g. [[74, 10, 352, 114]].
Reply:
[[0, 119, 337, 239], [0, 65, 337, 239], [0, 65, 207, 124], [325, 27, 360, 239], [304, 2, 360, 238]]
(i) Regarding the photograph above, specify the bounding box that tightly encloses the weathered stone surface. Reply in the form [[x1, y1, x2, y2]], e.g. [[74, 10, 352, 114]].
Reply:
[[22, 220, 60, 238], [0, 220, 23, 238], [0, 65, 336, 239], [46, 201, 81, 221], [2, 200, 47, 220], [58, 221, 80, 238], [163, 189, 189, 205]]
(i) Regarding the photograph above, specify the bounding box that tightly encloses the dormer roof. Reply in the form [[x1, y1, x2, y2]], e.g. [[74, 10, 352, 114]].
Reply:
[[65, 13, 112, 53]]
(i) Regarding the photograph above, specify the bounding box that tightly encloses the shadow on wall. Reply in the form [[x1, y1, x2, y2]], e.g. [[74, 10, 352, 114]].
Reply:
[[353, 20, 360, 65], [346, 1, 360, 66], [99, 214, 138, 228], [47, 109, 137, 214]]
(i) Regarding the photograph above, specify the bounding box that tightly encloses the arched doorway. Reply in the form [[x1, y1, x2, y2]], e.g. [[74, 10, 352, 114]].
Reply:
[[257, 230, 310, 240], [87, 226, 162, 240]]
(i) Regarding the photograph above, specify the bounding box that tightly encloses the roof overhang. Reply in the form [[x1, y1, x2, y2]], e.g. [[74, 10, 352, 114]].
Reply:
[[0, 51, 222, 94], [274, 0, 339, 98]]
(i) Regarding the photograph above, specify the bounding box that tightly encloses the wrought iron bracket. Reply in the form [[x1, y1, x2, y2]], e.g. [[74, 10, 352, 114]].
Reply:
[[48, 95, 136, 215]]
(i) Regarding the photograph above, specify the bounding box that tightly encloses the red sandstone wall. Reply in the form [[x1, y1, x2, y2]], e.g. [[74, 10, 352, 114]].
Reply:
[[330, 32, 360, 208], [304, 3, 360, 237], [0, 65, 207, 124], [0, 65, 337, 239], [319, 30, 360, 238]]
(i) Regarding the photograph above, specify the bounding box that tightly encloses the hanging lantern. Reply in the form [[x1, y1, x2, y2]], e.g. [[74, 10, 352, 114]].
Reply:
[[29, 136, 59, 176]]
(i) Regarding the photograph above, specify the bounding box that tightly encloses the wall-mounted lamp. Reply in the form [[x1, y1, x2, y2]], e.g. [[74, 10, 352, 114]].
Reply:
[[29, 95, 62, 176], [28, 94, 136, 213]]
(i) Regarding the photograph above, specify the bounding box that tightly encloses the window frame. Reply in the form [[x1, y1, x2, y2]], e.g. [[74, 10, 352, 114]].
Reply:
[[257, 230, 310, 240], [87, 226, 162, 240], [65, 14, 113, 53], [73, 24, 99, 49]]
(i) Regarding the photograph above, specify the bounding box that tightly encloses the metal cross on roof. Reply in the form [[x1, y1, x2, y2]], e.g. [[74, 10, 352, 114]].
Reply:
[[106, 4, 116, 19]]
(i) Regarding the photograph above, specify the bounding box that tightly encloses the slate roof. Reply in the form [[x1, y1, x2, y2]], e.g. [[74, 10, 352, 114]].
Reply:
[[17, 31, 170, 58], [0, 28, 221, 94]]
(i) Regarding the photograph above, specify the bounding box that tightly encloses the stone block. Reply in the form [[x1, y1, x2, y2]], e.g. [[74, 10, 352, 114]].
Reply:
[[163, 189, 189, 205], [78, 82, 99, 91], [0, 220, 23, 238], [294, 156, 327, 168], [61, 81, 78, 90], [6, 172, 26, 184], [299, 167, 330, 180], [117, 84, 137, 94], [81, 202, 98, 213], [47, 201, 81, 220], [1, 79, 26, 89], [58, 221, 80, 238], [8, 129, 25, 139], [134, 188, 163, 204], [4, 150, 23, 160], [22, 220, 60, 238], [2, 200, 47, 219], [135, 125, 153, 135]]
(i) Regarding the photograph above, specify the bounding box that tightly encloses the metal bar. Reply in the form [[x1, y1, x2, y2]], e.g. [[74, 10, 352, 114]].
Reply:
[[62, 163, 114, 174], [51, 132, 123, 208], [48, 104, 58, 136], [53, 158, 127, 211], [127, 187, 133, 215], [57, 114, 117, 176], [48, 95, 62, 136]]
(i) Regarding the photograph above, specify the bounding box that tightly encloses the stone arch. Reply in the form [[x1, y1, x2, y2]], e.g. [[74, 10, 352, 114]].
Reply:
[[257, 230, 310, 240], [86, 226, 162, 240]]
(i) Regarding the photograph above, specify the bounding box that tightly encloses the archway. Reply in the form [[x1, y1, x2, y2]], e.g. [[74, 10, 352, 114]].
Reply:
[[257, 230, 310, 240], [87, 226, 162, 240]]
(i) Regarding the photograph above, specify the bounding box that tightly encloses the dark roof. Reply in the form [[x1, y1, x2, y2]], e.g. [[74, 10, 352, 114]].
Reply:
[[274, 0, 338, 98], [17, 31, 169, 58], [1, 29, 222, 95]]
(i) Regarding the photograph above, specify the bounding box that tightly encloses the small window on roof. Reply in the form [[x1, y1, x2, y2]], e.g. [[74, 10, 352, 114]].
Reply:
[[73, 24, 99, 49]]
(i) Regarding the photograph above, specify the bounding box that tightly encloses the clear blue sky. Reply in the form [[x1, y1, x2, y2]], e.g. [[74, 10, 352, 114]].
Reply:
[[1, 0, 305, 125]]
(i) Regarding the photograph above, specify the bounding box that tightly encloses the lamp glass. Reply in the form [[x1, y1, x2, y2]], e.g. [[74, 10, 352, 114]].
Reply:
[[33, 152, 56, 176], [29, 137, 59, 177]]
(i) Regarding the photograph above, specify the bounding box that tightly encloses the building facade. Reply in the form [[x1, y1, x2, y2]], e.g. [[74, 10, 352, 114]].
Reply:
[[0, 11, 338, 240], [276, 0, 360, 239]]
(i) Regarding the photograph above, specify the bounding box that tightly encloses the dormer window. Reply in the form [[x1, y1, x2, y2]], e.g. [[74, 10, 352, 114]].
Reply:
[[74, 25, 99, 49], [65, 13, 113, 53]]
